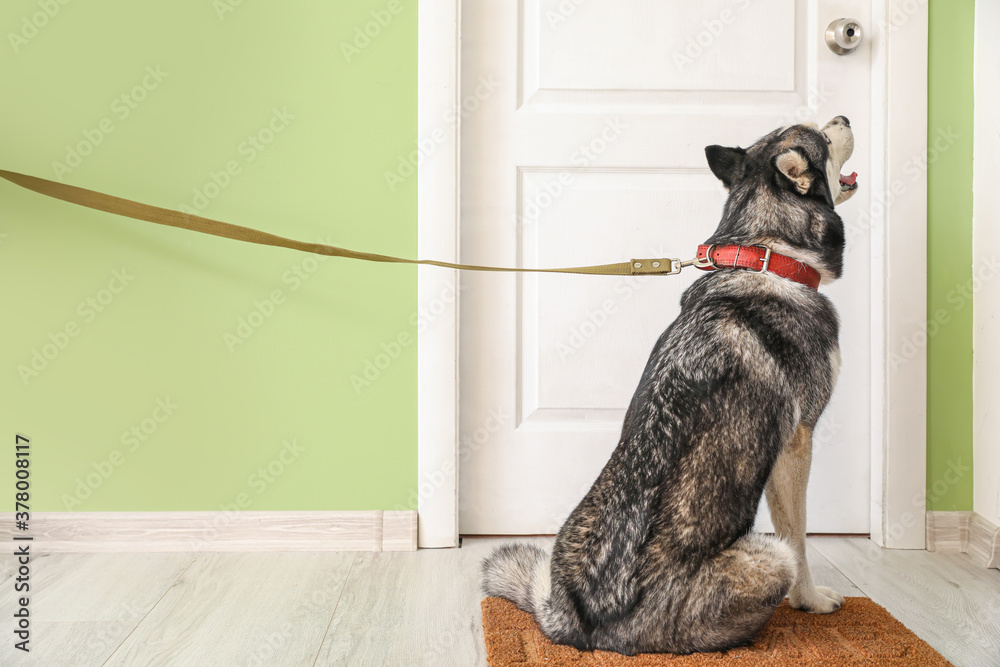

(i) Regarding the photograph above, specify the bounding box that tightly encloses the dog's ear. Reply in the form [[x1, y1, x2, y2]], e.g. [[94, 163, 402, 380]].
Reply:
[[773, 148, 813, 195], [705, 145, 746, 189]]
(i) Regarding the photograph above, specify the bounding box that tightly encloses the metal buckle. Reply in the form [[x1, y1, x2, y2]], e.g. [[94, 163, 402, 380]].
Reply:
[[754, 245, 773, 273], [691, 244, 717, 269]]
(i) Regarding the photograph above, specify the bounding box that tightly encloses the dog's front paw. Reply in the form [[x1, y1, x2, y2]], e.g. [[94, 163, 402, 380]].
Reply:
[[789, 585, 844, 614]]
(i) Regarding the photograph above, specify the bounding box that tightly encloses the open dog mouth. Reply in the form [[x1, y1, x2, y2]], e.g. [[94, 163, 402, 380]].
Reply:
[[839, 170, 858, 193]]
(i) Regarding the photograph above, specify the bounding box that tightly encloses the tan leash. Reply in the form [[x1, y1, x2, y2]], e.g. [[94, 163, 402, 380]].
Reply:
[[0, 169, 698, 277]]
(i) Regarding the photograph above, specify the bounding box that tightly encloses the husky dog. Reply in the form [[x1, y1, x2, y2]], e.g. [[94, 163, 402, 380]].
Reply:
[[482, 118, 859, 655]]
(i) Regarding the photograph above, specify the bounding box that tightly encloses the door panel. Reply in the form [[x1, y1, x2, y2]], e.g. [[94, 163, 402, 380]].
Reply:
[[461, 0, 872, 535], [523, 0, 801, 105], [520, 170, 723, 426]]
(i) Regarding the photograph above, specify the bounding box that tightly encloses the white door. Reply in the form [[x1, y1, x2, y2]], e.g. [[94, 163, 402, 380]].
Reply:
[[460, 0, 873, 535]]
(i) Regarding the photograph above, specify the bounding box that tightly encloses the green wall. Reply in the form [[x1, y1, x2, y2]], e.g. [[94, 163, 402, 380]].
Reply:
[[0, 1, 976, 516], [926, 0, 975, 511], [0, 0, 417, 511]]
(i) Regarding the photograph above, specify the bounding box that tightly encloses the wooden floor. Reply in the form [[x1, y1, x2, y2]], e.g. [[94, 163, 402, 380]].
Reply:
[[2, 537, 997, 666]]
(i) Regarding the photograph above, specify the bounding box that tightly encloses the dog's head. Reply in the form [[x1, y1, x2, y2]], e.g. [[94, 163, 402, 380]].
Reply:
[[703, 117, 857, 283]]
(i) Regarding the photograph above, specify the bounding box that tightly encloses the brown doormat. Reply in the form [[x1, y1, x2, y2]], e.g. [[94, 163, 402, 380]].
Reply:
[[481, 597, 953, 666]]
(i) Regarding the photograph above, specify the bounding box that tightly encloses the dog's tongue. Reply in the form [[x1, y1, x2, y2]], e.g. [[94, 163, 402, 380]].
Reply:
[[840, 171, 858, 186]]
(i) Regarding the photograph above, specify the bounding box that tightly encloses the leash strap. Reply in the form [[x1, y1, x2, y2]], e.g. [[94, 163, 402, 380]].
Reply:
[[0, 169, 685, 277]]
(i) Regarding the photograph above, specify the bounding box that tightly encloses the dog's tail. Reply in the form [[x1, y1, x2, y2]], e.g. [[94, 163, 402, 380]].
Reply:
[[481, 543, 551, 616]]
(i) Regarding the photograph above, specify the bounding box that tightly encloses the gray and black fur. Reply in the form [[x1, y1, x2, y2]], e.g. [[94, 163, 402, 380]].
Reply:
[[482, 118, 857, 655]]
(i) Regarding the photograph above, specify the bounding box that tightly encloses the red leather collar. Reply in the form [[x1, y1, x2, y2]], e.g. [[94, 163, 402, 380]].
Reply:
[[695, 244, 821, 290]]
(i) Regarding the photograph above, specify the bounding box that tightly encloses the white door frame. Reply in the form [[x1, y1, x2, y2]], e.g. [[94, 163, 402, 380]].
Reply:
[[416, 0, 461, 548], [416, 0, 927, 549]]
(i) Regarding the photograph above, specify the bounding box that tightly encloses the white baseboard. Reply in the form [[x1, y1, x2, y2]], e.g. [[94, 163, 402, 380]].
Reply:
[[925, 510, 972, 551], [0, 511, 418, 553], [967, 512, 1000, 569], [926, 510, 999, 569]]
